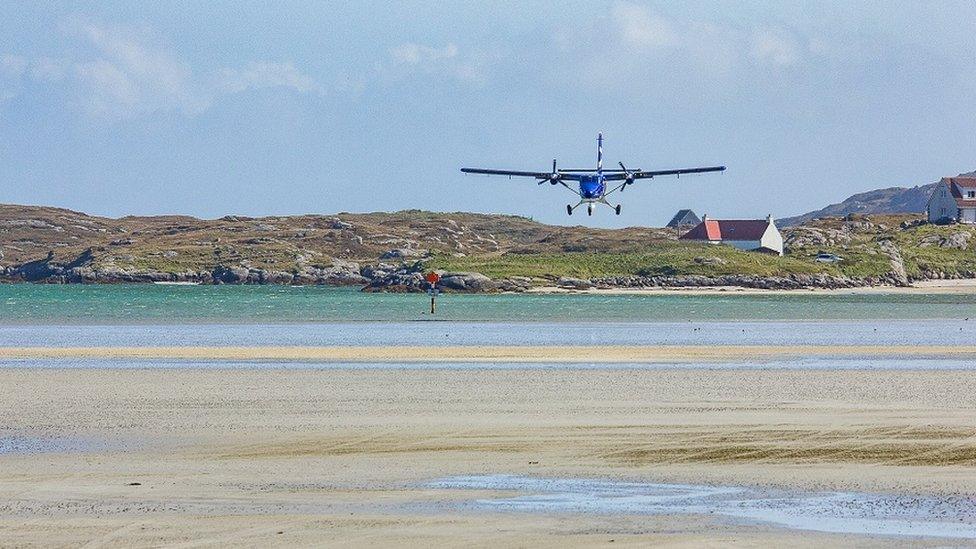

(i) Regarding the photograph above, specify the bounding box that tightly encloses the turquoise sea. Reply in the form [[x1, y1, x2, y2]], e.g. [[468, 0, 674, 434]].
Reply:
[[2, 284, 976, 324], [2, 285, 975, 368]]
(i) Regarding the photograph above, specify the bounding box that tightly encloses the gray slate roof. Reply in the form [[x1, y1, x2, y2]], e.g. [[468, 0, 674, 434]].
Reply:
[[666, 209, 701, 227]]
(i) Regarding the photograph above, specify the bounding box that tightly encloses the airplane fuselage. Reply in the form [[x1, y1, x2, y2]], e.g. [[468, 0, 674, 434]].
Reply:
[[578, 174, 606, 199]]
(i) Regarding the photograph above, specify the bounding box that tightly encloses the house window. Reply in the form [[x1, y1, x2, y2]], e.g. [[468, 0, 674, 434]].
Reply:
[[968, 191, 975, 199], [942, 207, 947, 215]]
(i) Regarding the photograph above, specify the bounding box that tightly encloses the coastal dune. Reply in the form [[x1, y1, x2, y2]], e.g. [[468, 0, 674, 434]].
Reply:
[[1, 366, 975, 546]]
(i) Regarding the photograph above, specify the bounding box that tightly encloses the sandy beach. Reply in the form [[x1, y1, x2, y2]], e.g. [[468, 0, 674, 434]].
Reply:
[[1, 366, 975, 546], [530, 278, 976, 295], [4, 344, 976, 362]]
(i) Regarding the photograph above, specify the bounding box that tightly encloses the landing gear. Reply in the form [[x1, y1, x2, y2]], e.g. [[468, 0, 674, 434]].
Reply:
[[567, 204, 573, 216], [587, 204, 593, 216], [615, 204, 621, 215]]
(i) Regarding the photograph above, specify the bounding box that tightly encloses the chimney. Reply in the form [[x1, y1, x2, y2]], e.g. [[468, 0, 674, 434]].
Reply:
[[702, 213, 708, 222], [766, 214, 773, 223]]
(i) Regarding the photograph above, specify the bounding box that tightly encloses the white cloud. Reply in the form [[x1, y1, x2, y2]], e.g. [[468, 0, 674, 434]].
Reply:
[[0, 54, 28, 107], [385, 42, 489, 84], [215, 61, 321, 95], [750, 28, 800, 67], [30, 57, 70, 82], [611, 2, 678, 50], [550, 2, 810, 94], [390, 43, 459, 65], [0, 20, 321, 119], [81, 22, 192, 100]]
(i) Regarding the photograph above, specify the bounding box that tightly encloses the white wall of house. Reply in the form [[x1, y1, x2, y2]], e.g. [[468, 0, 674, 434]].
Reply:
[[928, 182, 959, 222], [714, 221, 784, 255], [759, 223, 785, 255], [963, 208, 976, 223]]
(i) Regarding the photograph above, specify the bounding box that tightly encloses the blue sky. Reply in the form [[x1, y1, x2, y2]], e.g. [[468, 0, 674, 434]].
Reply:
[[2, 1, 976, 227]]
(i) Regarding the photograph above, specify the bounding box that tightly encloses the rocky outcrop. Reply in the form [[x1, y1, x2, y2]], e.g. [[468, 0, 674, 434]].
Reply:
[[918, 231, 971, 250], [438, 272, 493, 292], [212, 265, 250, 284], [557, 276, 592, 290], [210, 259, 368, 286], [363, 268, 509, 293], [784, 226, 852, 252], [6, 249, 95, 282], [877, 239, 909, 286], [380, 248, 427, 260], [590, 273, 867, 290], [362, 265, 427, 293]]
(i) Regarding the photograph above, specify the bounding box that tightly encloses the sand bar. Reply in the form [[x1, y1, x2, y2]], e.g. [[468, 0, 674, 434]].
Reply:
[[3, 344, 976, 362], [1, 367, 975, 546], [530, 278, 976, 295]]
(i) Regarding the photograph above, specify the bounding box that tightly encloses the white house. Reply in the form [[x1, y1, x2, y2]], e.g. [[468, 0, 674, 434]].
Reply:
[[679, 214, 784, 255], [928, 176, 976, 223]]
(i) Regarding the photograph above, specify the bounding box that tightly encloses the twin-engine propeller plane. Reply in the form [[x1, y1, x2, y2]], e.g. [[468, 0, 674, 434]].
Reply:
[[461, 133, 725, 216]]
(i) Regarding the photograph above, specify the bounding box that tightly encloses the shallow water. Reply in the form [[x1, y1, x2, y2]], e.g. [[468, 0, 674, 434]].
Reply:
[[3, 284, 976, 324], [2, 320, 976, 348], [2, 358, 975, 370], [427, 475, 976, 539], [0, 435, 109, 455]]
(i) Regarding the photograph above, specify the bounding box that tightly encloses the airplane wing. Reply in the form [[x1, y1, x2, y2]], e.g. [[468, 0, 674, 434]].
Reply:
[[461, 168, 549, 178], [460, 168, 583, 181], [602, 166, 726, 181]]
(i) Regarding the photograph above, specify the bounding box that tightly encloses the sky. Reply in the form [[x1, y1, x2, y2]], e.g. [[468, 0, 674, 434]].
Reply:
[[2, 1, 976, 227]]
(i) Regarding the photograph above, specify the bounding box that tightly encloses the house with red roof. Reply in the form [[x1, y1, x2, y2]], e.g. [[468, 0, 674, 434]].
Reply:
[[679, 214, 784, 255], [928, 177, 976, 223]]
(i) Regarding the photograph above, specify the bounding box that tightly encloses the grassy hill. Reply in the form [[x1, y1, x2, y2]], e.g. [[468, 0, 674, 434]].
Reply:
[[1, 204, 975, 288]]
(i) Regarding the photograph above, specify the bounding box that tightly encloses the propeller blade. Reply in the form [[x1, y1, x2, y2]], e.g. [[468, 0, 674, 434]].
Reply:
[[618, 161, 634, 191], [552, 159, 557, 174]]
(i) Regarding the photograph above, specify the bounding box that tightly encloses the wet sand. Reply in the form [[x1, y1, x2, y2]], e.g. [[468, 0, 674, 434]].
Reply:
[[4, 344, 976, 362], [1, 367, 975, 546]]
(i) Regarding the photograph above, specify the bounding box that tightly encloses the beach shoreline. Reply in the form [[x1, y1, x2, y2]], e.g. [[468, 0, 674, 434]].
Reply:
[[4, 344, 976, 362], [528, 278, 976, 295], [1, 366, 974, 546]]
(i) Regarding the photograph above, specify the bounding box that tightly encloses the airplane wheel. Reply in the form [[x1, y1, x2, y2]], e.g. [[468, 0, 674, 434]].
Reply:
[[615, 205, 621, 215], [566, 204, 573, 216]]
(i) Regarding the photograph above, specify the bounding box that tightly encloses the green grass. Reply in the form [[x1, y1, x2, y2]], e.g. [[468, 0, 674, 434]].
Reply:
[[894, 224, 976, 277], [428, 242, 831, 280], [786, 216, 976, 280], [85, 212, 976, 283], [786, 245, 892, 279]]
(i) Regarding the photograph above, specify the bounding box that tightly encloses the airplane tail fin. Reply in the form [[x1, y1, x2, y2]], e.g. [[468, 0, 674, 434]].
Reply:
[[597, 132, 603, 172]]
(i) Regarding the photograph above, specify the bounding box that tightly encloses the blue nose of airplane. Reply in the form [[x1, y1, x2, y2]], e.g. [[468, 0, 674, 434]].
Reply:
[[579, 176, 604, 199]]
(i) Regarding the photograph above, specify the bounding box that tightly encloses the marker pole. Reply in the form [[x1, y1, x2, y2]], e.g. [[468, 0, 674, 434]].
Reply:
[[427, 285, 438, 314], [424, 272, 440, 315]]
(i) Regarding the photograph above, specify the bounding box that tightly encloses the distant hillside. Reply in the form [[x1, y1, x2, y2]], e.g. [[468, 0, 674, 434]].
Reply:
[[0, 204, 673, 284], [4, 204, 976, 290], [779, 170, 976, 226]]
